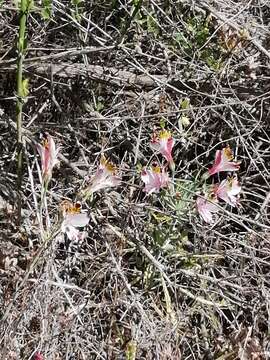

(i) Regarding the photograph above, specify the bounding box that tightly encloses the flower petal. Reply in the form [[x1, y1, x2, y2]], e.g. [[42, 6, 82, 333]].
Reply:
[[214, 177, 241, 207], [209, 147, 240, 175], [150, 130, 174, 163], [141, 166, 169, 194], [196, 196, 219, 223], [37, 134, 60, 182], [62, 225, 80, 241], [87, 157, 121, 194], [64, 213, 90, 227]]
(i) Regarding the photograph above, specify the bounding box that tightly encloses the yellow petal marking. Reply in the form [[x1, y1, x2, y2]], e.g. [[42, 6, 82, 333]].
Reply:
[[100, 155, 116, 173], [159, 130, 171, 140], [60, 200, 82, 215], [223, 146, 234, 160], [152, 165, 161, 173], [42, 138, 49, 150]]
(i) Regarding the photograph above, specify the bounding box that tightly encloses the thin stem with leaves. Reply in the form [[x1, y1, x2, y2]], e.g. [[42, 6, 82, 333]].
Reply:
[[16, 0, 30, 224]]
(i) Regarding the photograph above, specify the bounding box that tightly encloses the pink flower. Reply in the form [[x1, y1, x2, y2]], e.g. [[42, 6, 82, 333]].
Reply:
[[196, 195, 219, 223], [34, 352, 44, 360], [214, 177, 241, 207], [60, 201, 89, 241], [141, 165, 169, 194], [150, 130, 175, 165], [208, 147, 240, 176], [37, 133, 60, 182], [86, 156, 121, 194]]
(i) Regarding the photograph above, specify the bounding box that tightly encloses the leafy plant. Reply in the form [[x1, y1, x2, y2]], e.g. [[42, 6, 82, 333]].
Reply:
[[146, 14, 160, 36], [71, 0, 84, 21], [163, 179, 198, 217], [171, 13, 224, 70], [41, 0, 52, 20]]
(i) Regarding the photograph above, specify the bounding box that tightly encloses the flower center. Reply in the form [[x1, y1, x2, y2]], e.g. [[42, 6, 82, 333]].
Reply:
[[152, 165, 161, 173], [42, 138, 49, 150], [60, 200, 82, 215], [159, 130, 171, 140]]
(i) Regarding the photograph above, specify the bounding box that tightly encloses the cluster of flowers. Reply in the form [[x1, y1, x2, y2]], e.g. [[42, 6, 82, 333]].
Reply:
[[37, 130, 241, 240], [141, 130, 174, 194], [196, 147, 241, 223], [37, 134, 120, 241], [139, 130, 241, 224]]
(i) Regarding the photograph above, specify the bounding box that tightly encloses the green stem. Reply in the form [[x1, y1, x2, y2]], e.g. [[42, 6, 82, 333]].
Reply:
[[16, 0, 28, 225], [118, 0, 143, 44]]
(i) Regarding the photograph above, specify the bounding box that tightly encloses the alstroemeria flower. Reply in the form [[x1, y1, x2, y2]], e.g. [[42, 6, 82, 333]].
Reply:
[[150, 130, 175, 165], [141, 165, 169, 194], [83, 156, 121, 195], [37, 133, 60, 182], [214, 177, 241, 207], [196, 195, 219, 224], [208, 147, 240, 176], [60, 201, 89, 241]]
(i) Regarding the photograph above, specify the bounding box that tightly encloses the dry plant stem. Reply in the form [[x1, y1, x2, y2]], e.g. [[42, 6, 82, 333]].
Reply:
[[0, 224, 61, 330], [40, 179, 49, 231], [16, 0, 28, 225], [0, 46, 116, 66], [198, 1, 270, 60], [1, 61, 267, 99], [51, 266, 84, 326], [106, 224, 226, 308], [138, 242, 226, 308]]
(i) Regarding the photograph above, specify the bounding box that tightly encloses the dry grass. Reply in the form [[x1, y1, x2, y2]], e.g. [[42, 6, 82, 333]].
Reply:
[[0, 0, 270, 359]]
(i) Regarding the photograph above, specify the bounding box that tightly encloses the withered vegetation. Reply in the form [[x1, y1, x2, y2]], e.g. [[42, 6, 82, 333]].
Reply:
[[0, 1, 270, 359]]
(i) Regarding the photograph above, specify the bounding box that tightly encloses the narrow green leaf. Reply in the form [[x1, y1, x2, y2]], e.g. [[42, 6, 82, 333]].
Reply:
[[126, 340, 137, 360], [21, 78, 29, 97]]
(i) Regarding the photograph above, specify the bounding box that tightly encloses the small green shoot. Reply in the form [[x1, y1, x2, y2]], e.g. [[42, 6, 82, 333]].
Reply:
[[71, 0, 84, 21], [147, 14, 160, 36], [21, 78, 29, 97], [159, 117, 166, 129], [41, 0, 52, 20], [125, 340, 137, 360]]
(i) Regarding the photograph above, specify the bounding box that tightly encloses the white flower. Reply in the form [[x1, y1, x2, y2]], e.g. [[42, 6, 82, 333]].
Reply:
[[60, 201, 89, 241], [214, 177, 241, 207], [141, 165, 169, 194], [196, 195, 219, 223], [150, 129, 175, 165], [86, 156, 121, 194]]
